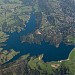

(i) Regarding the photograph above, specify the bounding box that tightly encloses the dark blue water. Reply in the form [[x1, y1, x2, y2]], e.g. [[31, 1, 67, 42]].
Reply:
[[3, 12, 74, 63]]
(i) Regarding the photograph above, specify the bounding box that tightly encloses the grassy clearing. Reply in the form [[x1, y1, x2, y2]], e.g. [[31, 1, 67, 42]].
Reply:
[[69, 48, 75, 61]]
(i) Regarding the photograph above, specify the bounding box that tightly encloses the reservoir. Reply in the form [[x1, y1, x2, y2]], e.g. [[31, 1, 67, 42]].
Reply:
[[3, 12, 74, 63]]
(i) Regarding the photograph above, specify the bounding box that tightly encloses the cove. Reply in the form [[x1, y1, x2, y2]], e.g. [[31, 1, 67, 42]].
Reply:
[[3, 12, 74, 63]]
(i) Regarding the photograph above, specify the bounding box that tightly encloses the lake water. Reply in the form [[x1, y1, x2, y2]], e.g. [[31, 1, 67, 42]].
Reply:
[[3, 12, 74, 63]]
